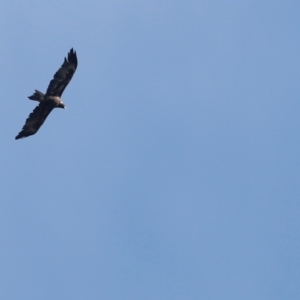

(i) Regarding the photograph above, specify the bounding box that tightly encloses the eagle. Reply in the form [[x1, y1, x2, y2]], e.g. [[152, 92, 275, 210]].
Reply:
[[15, 48, 78, 139]]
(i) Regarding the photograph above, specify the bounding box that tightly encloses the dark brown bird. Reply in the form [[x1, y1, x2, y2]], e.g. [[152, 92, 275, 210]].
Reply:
[[15, 48, 78, 139]]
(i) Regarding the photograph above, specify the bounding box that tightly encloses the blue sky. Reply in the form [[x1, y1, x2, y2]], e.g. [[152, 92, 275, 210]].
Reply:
[[1, 1, 300, 299]]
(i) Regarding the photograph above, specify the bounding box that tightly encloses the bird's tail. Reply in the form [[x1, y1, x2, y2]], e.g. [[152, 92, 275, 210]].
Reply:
[[28, 90, 44, 102]]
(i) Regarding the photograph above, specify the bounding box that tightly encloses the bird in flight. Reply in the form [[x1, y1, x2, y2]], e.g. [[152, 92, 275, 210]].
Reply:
[[15, 48, 78, 139]]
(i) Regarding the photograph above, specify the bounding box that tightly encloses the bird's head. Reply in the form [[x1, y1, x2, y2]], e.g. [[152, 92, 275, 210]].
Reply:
[[58, 101, 66, 109]]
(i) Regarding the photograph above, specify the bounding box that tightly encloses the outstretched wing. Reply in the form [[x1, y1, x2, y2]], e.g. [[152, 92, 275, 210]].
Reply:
[[15, 103, 54, 139], [46, 48, 78, 97]]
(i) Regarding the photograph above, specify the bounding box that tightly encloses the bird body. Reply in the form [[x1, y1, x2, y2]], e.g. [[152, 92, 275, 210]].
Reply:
[[15, 48, 77, 140]]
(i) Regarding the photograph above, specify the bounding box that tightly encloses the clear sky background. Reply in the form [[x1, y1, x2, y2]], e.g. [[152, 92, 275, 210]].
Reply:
[[1, 1, 300, 299]]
